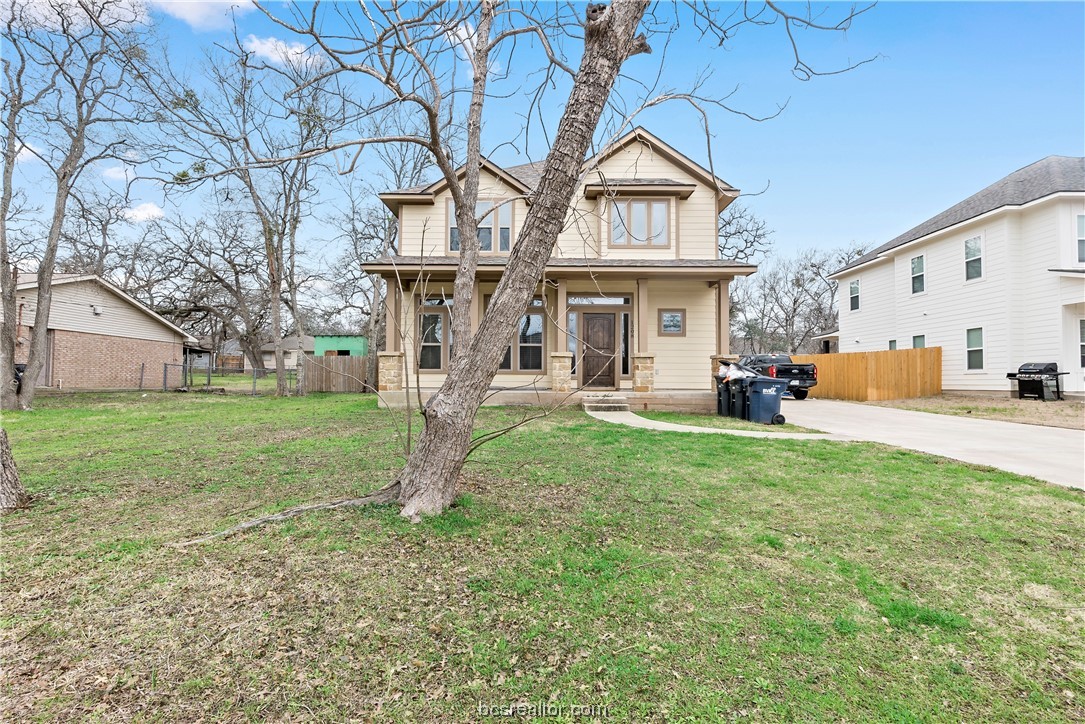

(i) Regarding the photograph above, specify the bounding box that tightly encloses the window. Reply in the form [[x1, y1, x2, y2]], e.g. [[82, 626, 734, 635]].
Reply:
[[849, 280, 860, 311], [449, 201, 512, 253], [888, 340, 897, 350], [965, 236, 983, 280], [910, 255, 925, 294], [493, 297, 545, 372], [1079, 319, 1084, 367], [966, 327, 983, 370], [912, 335, 925, 349], [418, 297, 452, 370], [658, 309, 685, 336], [610, 199, 669, 246], [1077, 215, 1085, 263]]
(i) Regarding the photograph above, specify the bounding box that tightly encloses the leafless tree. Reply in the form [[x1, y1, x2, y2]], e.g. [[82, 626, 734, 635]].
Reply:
[[718, 202, 773, 264], [1, 0, 151, 410]]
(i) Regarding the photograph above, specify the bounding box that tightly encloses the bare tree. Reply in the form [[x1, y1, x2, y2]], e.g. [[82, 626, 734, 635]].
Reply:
[[718, 202, 773, 263], [1, 0, 150, 410]]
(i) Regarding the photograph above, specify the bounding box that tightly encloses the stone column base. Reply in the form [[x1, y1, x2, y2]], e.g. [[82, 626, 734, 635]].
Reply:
[[632, 353, 655, 393], [550, 352, 573, 393], [377, 351, 405, 392]]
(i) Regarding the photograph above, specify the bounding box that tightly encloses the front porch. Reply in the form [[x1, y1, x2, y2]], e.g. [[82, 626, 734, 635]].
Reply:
[[374, 384, 718, 414]]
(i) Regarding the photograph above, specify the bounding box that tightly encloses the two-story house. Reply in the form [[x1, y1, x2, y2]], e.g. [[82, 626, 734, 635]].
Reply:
[[832, 156, 1085, 396], [365, 128, 756, 410]]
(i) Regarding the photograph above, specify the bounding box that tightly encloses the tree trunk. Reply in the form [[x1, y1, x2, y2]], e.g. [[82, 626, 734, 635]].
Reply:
[[365, 277, 385, 391], [0, 428, 28, 513], [394, 0, 651, 519]]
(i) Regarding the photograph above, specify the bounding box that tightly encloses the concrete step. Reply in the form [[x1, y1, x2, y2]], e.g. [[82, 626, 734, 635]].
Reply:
[[581, 395, 630, 412]]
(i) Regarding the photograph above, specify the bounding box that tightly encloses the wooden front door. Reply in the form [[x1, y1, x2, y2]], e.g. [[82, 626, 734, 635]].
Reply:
[[582, 313, 616, 388]]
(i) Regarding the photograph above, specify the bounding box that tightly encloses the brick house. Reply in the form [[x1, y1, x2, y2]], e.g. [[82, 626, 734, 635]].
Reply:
[[7, 274, 195, 390]]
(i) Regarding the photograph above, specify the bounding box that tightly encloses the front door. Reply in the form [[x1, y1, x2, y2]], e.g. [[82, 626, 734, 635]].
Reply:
[[582, 313, 616, 388]]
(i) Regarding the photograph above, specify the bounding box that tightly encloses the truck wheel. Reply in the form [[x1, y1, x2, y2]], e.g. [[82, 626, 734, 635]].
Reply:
[[792, 389, 809, 400], [771, 413, 786, 425]]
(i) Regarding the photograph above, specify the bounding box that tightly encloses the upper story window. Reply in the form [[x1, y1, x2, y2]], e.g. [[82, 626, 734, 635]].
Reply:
[[449, 201, 511, 254], [910, 255, 925, 294], [1077, 215, 1084, 263], [848, 280, 860, 311], [964, 236, 983, 280], [610, 199, 669, 247]]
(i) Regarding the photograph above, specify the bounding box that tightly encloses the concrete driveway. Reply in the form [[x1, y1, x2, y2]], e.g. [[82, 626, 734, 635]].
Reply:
[[781, 399, 1085, 491]]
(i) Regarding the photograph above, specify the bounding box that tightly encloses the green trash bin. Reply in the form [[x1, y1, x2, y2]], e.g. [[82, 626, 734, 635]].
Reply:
[[747, 376, 786, 425]]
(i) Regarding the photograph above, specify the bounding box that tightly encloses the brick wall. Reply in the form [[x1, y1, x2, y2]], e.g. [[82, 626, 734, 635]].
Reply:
[[49, 329, 183, 389]]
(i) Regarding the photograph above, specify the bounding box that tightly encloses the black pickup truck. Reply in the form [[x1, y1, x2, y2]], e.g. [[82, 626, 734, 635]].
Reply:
[[738, 354, 818, 400]]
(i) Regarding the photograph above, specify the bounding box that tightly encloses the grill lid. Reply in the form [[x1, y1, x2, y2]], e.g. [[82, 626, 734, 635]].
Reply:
[[1018, 362, 1058, 374]]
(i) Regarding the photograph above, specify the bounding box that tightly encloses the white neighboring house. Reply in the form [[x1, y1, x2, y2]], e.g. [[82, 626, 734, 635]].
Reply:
[[831, 156, 1085, 395], [244, 335, 315, 371]]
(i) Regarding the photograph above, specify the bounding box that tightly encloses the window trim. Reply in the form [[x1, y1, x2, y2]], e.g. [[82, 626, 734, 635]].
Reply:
[[964, 235, 984, 282], [608, 198, 672, 249], [1079, 318, 1084, 368], [910, 254, 926, 295], [965, 327, 984, 371], [912, 335, 926, 349], [447, 198, 514, 255], [417, 297, 452, 372], [657, 308, 686, 337], [848, 279, 860, 312], [888, 340, 897, 350], [486, 295, 546, 374]]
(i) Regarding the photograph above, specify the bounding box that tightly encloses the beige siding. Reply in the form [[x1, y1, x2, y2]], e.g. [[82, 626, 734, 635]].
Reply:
[[14, 280, 184, 345], [644, 280, 716, 390], [396, 137, 722, 262]]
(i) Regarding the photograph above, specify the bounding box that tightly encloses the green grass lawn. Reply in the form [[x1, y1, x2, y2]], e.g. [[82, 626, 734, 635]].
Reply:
[[2, 393, 1082, 721]]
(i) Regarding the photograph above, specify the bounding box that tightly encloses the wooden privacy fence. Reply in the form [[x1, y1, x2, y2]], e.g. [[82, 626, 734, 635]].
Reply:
[[302, 355, 369, 393], [791, 347, 942, 401]]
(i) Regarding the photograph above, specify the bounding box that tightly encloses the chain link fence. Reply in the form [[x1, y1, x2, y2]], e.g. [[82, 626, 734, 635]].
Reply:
[[162, 363, 298, 396]]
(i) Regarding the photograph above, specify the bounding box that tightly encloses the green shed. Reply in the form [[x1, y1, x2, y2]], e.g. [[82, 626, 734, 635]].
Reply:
[[314, 335, 368, 357]]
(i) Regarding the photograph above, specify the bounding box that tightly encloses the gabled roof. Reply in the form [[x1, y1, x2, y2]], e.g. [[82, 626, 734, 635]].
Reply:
[[15, 273, 197, 344], [379, 127, 740, 213], [835, 155, 1085, 277]]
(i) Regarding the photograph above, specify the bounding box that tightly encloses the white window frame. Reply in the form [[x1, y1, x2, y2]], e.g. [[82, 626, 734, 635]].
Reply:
[[966, 327, 984, 370], [910, 254, 925, 294], [888, 340, 897, 350], [1079, 319, 1084, 368], [1077, 214, 1085, 264], [848, 279, 860, 312], [964, 236, 983, 281], [912, 335, 925, 349]]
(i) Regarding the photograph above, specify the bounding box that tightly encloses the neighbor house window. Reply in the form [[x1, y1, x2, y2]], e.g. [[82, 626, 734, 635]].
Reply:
[[888, 340, 897, 350], [965, 236, 983, 280], [610, 199, 669, 246], [490, 297, 545, 372], [1079, 319, 1084, 367], [418, 297, 452, 370], [449, 201, 512, 253], [1077, 215, 1085, 263], [910, 255, 925, 294], [849, 280, 860, 311], [966, 327, 983, 370], [912, 335, 925, 349]]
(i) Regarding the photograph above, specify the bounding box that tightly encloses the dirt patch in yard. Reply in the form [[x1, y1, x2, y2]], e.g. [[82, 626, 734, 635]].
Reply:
[[867, 394, 1084, 430]]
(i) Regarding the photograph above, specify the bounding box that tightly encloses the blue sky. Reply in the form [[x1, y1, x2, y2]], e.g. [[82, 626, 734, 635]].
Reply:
[[18, 1, 1085, 260]]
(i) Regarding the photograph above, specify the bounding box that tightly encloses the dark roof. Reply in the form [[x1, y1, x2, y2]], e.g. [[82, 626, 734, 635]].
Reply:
[[836, 155, 1085, 276], [365, 255, 755, 270]]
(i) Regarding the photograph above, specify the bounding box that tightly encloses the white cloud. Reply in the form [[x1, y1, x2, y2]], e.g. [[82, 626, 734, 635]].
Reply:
[[149, 0, 254, 32], [123, 202, 164, 223], [243, 34, 315, 67], [101, 165, 131, 181], [15, 142, 42, 164]]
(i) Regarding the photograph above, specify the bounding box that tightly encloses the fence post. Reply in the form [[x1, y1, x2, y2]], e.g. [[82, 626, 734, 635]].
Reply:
[[162, 363, 168, 392], [206, 363, 211, 388], [139, 362, 145, 391], [252, 369, 257, 396]]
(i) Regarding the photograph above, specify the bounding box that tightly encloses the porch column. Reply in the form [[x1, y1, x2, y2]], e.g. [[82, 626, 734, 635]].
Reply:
[[550, 352, 573, 393], [632, 353, 655, 393], [385, 278, 400, 353], [717, 277, 730, 355], [377, 351, 405, 391], [556, 279, 568, 352], [636, 278, 649, 353]]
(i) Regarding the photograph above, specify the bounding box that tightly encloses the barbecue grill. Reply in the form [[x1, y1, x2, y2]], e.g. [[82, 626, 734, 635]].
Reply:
[[1006, 362, 1067, 401]]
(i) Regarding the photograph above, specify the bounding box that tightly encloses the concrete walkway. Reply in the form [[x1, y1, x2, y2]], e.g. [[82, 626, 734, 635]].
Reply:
[[586, 400, 1085, 491]]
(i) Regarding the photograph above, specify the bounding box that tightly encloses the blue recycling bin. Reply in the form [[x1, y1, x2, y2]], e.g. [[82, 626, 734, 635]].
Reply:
[[747, 376, 786, 425]]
